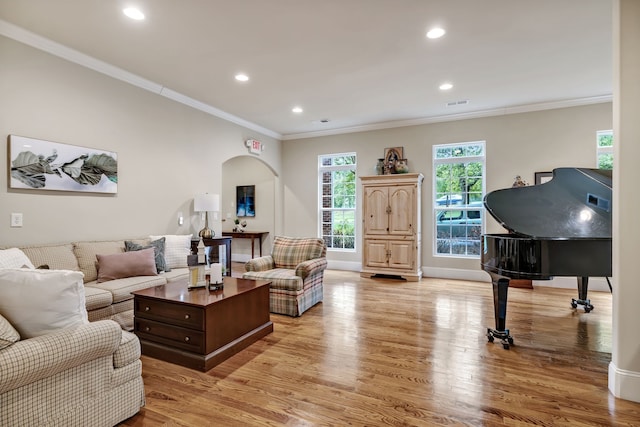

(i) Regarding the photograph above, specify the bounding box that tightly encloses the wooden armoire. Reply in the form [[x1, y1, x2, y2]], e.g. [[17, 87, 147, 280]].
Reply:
[[360, 173, 423, 281]]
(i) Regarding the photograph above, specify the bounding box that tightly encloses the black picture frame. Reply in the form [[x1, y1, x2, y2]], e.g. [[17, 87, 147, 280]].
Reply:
[[534, 171, 553, 185], [236, 185, 255, 217]]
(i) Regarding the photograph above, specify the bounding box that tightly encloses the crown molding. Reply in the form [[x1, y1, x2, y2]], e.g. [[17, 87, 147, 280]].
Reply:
[[0, 19, 282, 140], [281, 95, 613, 140], [1, 19, 611, 143]]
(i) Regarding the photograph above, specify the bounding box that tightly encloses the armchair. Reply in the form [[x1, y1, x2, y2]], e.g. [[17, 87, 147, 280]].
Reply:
[[243, 236, 327, 316]]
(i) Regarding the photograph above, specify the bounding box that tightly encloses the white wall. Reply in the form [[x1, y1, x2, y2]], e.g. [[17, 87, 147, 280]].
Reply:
[[0, 36, 281, 247], [283, 103, 612, 282]]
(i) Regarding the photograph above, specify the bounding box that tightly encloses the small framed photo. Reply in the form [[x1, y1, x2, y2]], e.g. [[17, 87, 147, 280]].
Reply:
[[534, 171, 553, 185], [236, 185, 255, 217]]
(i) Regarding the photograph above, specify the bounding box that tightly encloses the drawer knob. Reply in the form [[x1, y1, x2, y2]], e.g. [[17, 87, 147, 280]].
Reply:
[[145, 327, 150, 332], [184, 314, 190, 319], [144, 306, 150, 311], [184, 336, 190, 342]]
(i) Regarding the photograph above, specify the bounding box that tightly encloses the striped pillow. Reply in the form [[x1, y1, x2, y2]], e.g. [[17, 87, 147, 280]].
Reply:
[[150, 234, 192, 269]]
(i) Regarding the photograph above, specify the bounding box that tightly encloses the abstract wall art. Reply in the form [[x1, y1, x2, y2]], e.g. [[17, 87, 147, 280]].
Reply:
[[8, 135, 118, 194]]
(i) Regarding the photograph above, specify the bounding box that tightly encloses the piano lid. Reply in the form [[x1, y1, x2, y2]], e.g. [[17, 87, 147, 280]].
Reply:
[[484, 168, 612, 239]]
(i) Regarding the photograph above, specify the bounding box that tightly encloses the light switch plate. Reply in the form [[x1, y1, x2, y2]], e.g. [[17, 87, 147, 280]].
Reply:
[[10, 213, 23, 227]]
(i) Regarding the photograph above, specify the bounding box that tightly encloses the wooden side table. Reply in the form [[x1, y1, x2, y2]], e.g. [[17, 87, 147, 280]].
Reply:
[[221, 231, 269, 258], [191, 237, 232, 276]]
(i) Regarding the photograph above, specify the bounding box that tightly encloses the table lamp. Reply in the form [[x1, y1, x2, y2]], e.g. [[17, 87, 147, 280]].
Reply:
[[194, 193, 220, 239]]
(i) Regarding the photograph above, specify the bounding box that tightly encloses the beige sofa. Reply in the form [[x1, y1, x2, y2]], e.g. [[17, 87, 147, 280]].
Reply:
[[17, 238, 191, 331], [0, 319, 144, 426], [0, 236, 194, 426]]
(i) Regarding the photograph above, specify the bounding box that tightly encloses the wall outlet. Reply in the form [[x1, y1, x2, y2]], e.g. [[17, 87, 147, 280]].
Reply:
[[10, 213, 23, 227]]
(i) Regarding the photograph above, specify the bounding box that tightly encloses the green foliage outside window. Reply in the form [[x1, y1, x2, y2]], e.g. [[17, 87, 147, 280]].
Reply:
[[433, 142, 485, 257], [319, 154, 356, 250], [598, 153, 613, 170], [597, 131, 613, 170]]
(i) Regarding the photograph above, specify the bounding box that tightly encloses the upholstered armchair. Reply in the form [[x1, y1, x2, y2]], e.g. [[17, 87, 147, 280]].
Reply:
[[243, 236, 327, 316]]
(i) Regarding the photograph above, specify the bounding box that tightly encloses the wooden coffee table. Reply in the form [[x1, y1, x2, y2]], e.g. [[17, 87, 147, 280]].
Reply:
[[132, 277, 273, 372]]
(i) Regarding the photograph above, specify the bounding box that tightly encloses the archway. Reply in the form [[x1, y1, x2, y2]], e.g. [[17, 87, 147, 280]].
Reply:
[[221, 156, 278, 262]]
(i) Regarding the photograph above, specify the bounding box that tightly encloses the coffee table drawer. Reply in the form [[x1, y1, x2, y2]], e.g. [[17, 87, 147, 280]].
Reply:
[[135, 298, 204, 329], [135, 318, 204, 353]]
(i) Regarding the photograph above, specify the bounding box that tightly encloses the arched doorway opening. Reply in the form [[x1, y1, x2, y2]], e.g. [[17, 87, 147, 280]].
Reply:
[[221, 156, 279, 263]]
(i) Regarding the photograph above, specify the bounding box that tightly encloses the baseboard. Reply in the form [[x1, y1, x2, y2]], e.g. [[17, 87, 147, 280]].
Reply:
[[327, 260, 361, 271], [422, 266, 491, 282], [231, 254, 252, 263], [422, 266, 612, 292], [532, 276, 611, 292], [609, 361, 640, 402], [272, 261, 612, 292]]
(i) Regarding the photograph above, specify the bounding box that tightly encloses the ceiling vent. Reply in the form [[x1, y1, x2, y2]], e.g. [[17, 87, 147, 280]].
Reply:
[[446, 100, 469, 107]]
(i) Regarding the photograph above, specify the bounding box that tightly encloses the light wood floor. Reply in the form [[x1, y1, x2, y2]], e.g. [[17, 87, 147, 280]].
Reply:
[[119, 264, 640, 426]]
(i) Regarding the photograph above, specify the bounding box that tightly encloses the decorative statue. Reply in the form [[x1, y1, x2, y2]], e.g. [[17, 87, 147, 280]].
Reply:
[[233, 218, 247, 232], [512, 175, 528, 187]]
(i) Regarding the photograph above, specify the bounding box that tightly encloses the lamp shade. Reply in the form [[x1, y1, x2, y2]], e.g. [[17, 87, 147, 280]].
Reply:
[[194, 193, 220, 212]]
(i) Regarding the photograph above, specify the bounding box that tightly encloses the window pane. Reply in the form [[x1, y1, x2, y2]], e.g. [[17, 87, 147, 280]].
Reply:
[[319, 153, 356, 251], [597, 132, 613, 147], [598, 153, 613, 170], [433, 142, 485, 258], [596, 130, 613, 170]]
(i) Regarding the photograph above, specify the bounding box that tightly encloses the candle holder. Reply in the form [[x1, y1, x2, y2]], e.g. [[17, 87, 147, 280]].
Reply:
[[208, 282, 224, 291]]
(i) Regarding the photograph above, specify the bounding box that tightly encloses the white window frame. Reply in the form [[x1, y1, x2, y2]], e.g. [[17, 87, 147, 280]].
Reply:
[[596, 129, 613, 170], [318, 152, 357, 252], [432, 141, 486, 258]]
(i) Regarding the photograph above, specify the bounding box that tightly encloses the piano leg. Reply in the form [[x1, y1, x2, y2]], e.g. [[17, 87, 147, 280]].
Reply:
[[571, 276, 594, 312], [487, 275, 514, 349]]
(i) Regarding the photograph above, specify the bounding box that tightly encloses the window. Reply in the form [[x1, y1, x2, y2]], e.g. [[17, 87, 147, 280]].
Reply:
[[319, 153, 356, 251], [597, 130, 613, 170], [433, 142, 485, 257]]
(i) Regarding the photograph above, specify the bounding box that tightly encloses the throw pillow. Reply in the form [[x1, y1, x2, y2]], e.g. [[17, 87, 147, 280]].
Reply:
[[21, 243, 80, 272], [149, 234, 192, 269], [0, 248, 35, 269], [96, 247, 157, 283], [73, 240, 124, 283], [0, 313, 20, 350], [0, 268, 88, 339], [125, 237, 171, 273]]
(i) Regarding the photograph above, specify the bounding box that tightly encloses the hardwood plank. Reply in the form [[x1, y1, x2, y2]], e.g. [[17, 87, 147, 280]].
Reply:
[[118, 264, 640, 426]]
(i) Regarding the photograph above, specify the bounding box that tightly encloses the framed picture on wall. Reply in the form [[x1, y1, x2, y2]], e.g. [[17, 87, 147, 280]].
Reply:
[[534, 171, 553, 185], [236, 185, 255, 217], [8, 134, 118, 193]]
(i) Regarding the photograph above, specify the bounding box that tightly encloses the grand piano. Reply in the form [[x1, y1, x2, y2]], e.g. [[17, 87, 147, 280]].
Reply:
[[481, 167, 612, 349]]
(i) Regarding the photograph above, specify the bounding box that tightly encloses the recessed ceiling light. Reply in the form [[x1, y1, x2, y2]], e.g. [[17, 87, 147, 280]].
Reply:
[[426, 28, 445, 39], [292, 106, 303, 114], [439, 82, 453, 91], [123, 7, 145, 20], [235, 73, 249, 82]]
